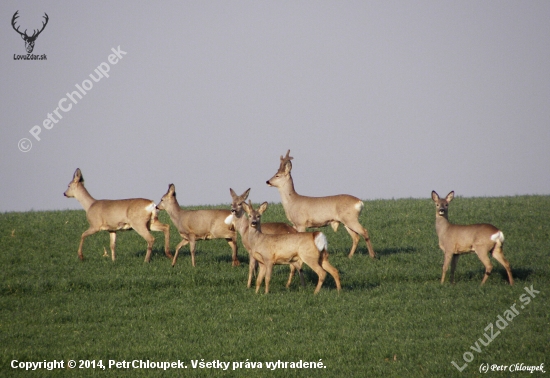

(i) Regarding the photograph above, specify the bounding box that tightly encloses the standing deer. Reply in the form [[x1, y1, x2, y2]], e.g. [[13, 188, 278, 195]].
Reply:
[[266, 150, 375, 259], [63, 168, 171, 262], [228, 188, 300, 289], [432, 191, 514, 285], [243, 201, 341, 294], [156, 184, 239, 267]]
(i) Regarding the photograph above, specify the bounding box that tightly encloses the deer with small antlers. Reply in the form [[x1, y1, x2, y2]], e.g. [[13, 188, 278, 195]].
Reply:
[[228, 188, 300, 289], [156, 184, 239, 267], [267, 150, 375, 259], [64, 168, 171, 262], [243, 201, 341, 294], [432, 191, 514, 285], [11, 11, 49, 54]]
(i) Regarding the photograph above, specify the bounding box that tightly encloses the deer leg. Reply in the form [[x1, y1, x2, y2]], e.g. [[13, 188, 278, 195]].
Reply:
[[256, 262, 267, 294], [264, 262, 274, 294], [133, 224, 155, 263], [189, 236, 197, 267], [302, 255, 327, 294], [150, 219, 172, 259], [109, 232, 117, 262], [450, 254, 460, 284], [247, 255, 256, 288], [78, 227, 98, 260], [286, 264, 296, 288], [321, 253, 341, 292], [441, 252, 453, 284], [313, 266, 327, 295], [344, 225, 360, 258], [491, 245, 514, 285], [298, 269, 305, 287], [476, 248, 493, 285], [172, 237, 189, 267], [345, 222, 375, 259], [227, 237, 239, 267]]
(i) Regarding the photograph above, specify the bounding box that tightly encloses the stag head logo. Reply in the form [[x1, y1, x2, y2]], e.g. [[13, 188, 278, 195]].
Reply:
[[11, 11, 49, 54]]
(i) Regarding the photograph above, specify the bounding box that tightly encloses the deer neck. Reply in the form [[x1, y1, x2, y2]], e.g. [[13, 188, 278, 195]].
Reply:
[[165, 197, 185, 223], [247, 224, 262, 246], [435, 214, 451, 237], [75, 185, 96, 212], [233, 210, 249, 239], [277, 173, 299, 208]]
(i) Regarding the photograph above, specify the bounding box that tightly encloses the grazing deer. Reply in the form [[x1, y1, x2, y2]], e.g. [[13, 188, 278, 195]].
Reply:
[[157, 184, 239, 267], [228, 188, 300, 289], [63, 168, 171, 262], [432, 191, 514, 285], [266, 150, 375, 259], [243, 201, 341, 294]]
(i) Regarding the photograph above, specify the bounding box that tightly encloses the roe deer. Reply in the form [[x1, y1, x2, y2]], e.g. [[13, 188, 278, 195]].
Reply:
[[432, 191, 514, 285], [63, 168, 171, 262], [228, 188, 300, 289], [243, 201, 341, 294], [266, 150, 375, 259], [157, 184, 239, 267]]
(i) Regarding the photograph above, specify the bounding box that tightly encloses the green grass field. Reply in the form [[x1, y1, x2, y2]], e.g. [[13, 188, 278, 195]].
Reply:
[[1, 195, 548, 377]]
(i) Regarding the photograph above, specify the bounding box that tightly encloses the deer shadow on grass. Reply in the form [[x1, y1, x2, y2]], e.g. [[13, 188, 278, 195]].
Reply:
[[216, 253, 243, 265], [375, 246, 417, 257], [298, 268, 380, 292], [134, 248, 173, 262], [340, 246, 416, 258], [508, 267, 534, 282], [456, 267, 533, 284]]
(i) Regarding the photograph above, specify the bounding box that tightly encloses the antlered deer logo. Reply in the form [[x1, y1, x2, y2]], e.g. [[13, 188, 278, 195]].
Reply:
[[11, 11, 49, 54]]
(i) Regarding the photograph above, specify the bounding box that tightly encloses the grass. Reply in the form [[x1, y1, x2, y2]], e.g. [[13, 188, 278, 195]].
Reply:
[[0, 195, 548, 377]]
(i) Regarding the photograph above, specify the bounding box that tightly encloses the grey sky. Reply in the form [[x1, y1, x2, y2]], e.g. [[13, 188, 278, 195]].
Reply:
[[2, 1, 549, 213]]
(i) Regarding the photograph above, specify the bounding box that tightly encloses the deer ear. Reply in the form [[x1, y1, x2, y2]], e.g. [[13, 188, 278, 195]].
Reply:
[[431, 191, 439, 202], [258, 202, 268, 214], [242, 188, 251, 200], [168, 184, 176, 194], [242, 201, 252, 215], [446, 191, 454, 202], [229, 188, 237, 198], [283, 161, 292, 174], [73, 168, 83, 183]]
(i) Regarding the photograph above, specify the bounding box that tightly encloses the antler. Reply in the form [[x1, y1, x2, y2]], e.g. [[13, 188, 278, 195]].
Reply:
[[11, 11, 25, 37], [280, 149, 293, 162], [29, 13, 49, 40], [11, 11, 49, 40]]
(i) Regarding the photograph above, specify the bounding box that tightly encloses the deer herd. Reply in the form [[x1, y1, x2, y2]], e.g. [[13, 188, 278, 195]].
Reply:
[[64, 150, 514, 294]]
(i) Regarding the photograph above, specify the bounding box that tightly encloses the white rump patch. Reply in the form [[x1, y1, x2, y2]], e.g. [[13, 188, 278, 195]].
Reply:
[[314, 232, 328, 252], [355, 201, 364, 213], [224, 214, 234, 225], [491, 231, 504, 243], [146, 202, 156, 213]]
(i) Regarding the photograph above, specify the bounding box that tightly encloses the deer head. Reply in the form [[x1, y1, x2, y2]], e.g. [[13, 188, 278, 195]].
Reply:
[[12, 11, 49, 54], [266, 150, 293, 187]]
